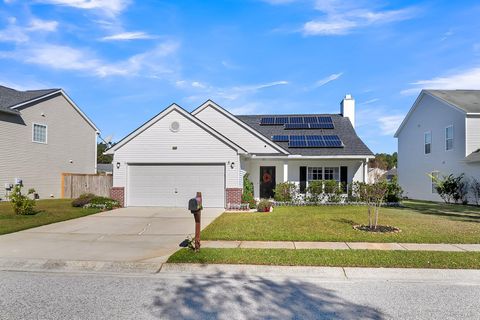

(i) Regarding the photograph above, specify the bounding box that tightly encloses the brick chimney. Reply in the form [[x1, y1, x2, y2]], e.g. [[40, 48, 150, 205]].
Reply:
[[340, 94, 355, 128]]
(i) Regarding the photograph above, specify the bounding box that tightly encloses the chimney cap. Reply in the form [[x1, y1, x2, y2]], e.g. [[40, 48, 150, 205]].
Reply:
[[344, 94, 353, 100]]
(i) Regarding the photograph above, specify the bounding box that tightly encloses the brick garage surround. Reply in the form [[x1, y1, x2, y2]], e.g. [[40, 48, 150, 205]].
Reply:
[[226, 188, 242, 205], [110, 187, 125, 207]]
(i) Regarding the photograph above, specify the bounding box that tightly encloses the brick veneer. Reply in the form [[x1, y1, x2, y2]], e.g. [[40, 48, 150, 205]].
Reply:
[[226, 188, 242, 205], [110, 187, 125, 207]]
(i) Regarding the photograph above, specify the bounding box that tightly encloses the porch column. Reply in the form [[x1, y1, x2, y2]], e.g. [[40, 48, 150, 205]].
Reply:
[[283, 161, 288, 182], [363, 159, 369, 183]]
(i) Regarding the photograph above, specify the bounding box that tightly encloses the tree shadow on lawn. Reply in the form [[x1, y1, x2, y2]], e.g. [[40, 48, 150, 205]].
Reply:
[[400, 203, 480, 223], [148, 271, 384, 319]]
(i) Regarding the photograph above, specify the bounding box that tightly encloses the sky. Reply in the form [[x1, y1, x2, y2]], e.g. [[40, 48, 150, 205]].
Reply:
[[1, 0, 480, 154]]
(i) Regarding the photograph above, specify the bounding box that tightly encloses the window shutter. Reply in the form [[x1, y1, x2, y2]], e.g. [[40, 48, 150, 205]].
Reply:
[[340, 166, 348, 192], [300, 166, 307, 193]]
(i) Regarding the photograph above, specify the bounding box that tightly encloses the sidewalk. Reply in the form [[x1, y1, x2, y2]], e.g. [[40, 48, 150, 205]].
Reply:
[[202, 240, 480, 252]]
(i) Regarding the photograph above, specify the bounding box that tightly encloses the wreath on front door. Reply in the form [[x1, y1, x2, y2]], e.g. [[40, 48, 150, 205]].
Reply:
[[262, 172, 272, 184]]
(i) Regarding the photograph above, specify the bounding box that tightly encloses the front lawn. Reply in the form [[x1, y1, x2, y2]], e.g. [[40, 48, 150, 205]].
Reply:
[[0, 199, 102, 235], [168, 248, 480, 269], [202, 200, 480, 243]]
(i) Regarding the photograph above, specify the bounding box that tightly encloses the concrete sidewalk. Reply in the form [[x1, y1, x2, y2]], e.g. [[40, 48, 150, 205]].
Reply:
[[202, 240, 480, 252]]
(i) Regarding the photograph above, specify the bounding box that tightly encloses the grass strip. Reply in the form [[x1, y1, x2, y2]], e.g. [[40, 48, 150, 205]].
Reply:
[[168, 248, 480, 269]]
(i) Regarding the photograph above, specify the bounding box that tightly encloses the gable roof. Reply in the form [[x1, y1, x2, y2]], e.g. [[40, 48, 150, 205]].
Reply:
[[192, 100, 290, 155], [426, 90, 480, 114], [394, 89, 480, 138], [236, 114, 374, 157], [0, 85, 99, 132], [105, 103, 247, 154]]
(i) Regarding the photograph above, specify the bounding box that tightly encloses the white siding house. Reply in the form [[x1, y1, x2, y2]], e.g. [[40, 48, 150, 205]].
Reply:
[[395, 90, 480, 202], [106, 95, 374, 208], [0, 86, 99, 200]]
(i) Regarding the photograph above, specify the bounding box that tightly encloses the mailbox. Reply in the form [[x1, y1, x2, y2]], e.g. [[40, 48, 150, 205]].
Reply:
[[189, 193, 203, 213]]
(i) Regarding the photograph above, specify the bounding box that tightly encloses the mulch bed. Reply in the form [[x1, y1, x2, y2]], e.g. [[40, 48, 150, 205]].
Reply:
[[353, 225, 401, 233]]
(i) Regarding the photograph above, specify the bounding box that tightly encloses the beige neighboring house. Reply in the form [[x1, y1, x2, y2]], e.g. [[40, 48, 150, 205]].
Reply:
[[0, 85, 99, 200]]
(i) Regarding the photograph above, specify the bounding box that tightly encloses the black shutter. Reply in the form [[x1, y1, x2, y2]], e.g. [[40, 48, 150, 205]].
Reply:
[[340, 166, 348, 192], [300, 166, 307, 193]]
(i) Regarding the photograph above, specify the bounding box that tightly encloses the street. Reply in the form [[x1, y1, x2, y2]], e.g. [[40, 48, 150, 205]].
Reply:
[[0, 266, 479, 319]]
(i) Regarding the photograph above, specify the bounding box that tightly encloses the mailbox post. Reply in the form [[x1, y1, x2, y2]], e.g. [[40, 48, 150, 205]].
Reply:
[[188, 192, 203, 251]]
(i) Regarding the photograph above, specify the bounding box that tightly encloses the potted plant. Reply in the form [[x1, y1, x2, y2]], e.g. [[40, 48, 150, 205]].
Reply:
[[257, 199, 272, 212]]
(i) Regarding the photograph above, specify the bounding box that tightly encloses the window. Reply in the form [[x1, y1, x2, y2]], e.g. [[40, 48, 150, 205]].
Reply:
[[424, 131, 431, 154], [445, 125, 453, 150], [324, 167, 339, 181], [307, 167, 322, 181], [33, 124, 47, 144], [431, 171, 439, 193]]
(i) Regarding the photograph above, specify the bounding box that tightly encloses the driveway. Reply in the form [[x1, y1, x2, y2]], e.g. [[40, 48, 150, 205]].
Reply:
[[0, 207, 223, 263]]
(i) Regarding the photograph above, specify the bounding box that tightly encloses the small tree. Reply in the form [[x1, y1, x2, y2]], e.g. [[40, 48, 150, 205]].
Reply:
[[307, 180, 324, 203], [274, 182, 297, 202], [430, 173, 466, 204], [470, 178, 480, 206], [241, 173, 256, 209], [368, 180, 389, 229], [9, 185, 36, 215]]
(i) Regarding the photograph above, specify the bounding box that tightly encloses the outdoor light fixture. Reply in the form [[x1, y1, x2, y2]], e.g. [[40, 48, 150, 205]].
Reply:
[[116, 162, 121, 169], [230, 162, 235, 169]]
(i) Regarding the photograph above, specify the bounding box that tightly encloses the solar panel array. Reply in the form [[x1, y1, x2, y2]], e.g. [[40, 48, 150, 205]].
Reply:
[[271, 135, 343, 148], [260, 116, 334, 129]]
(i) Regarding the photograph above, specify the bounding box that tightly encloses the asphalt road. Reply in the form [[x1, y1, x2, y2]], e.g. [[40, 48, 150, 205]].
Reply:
[[0, 268, 479, 320]]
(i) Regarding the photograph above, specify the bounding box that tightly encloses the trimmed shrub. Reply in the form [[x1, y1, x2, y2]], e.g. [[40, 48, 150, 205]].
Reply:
[[257, 199, 272, 212], [9, 185, 36, 215], [71, 193, 96, 207], [324, 180, 343, 203], [86, 196, 120, 210], [273, 182, 297, 202], [307, 180, 324, 203], [384, 176, 403, 203], [241, 173, 256, 209]]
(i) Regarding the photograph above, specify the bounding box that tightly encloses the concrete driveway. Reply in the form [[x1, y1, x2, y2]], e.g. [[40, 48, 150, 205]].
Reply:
[[0, 207, 223, 263]]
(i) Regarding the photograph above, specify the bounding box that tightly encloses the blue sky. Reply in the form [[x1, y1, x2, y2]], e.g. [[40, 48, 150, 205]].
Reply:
[[1, 0, 480, 153]]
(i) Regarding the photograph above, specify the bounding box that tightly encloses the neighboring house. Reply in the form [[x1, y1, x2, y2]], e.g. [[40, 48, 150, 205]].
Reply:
[[97, 163, 113, 174], [105, 94, 373, 208], [368, 167, 387, 183], [0, 85, 99, 200], [395, 90, 480, 202], [384, 167, 397, 182]]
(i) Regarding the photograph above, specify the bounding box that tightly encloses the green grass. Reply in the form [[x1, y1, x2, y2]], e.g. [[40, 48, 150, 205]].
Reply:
[[0, 199, 102, 235], [168, 248, 480, 269], [202, 200, 480, 243]]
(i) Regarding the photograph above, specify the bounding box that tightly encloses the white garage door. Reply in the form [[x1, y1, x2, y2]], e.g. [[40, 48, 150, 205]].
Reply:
[[127, 164, 225, 207]]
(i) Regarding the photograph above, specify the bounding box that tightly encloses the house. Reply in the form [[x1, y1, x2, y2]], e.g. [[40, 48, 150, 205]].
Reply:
[[368, 167, 387, 183], [97, 163, 113, 175], [395, 90, 480, 202], [0, 85, 99, 200], [105, 94, 374, 208], [384, 167, 397, 182]]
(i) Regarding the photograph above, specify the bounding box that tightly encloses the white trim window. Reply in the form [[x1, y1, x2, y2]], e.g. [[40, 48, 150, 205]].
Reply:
[[445, 125, 453, 151], [32, 123, 47, 144], [431, 171, 439, 193], [307, 167, 323, 181], [424, 131, 431, 154], [324, 167, 340, 181]]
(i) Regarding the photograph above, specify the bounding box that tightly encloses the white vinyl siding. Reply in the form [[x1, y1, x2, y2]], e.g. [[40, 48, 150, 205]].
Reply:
[[445, 125, 453, 151], [424, 131, 431, 154], [32, 123, 47, 144], [431, 171, 439, 193]]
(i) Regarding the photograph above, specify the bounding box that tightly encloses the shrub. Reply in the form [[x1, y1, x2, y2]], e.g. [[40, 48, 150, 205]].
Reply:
[[323, 180, 343, 203], [241, 173, 256, 209], [86, 196, 119, 210], [71, 193, 96, 207], [307, 180, 324, 203], [384, 176, 403, 203], [430, 173, 467, 204], [273, 182, 297, 202], [9, 185, 36, 215], [257, 199, 272, 212], [471, 178, 480, 206]]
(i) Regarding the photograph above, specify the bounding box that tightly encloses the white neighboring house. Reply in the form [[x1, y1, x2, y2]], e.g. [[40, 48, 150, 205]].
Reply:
[[395, 90, 480, 202], [0, 85, 99, 200], [105, 95, 374, 208]]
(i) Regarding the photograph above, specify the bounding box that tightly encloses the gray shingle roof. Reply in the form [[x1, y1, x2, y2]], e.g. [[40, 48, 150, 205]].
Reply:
[[426, 90, 480, 113], [0, 85, 59, 114], [235, 114, 373, 156]]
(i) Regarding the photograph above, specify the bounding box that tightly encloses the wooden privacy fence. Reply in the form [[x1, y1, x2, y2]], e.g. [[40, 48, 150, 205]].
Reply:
[[62, 173, 113, 198]]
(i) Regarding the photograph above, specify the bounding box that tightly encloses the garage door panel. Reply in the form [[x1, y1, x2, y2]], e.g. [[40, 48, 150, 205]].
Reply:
[[128, 165, 225, 207]]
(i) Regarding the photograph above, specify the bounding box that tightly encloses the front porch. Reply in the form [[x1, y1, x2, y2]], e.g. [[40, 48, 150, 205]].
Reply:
[[240, 156, 369, 199]]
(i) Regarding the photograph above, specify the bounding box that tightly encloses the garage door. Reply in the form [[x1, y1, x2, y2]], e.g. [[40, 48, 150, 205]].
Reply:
[[127, 164, 225, 207]]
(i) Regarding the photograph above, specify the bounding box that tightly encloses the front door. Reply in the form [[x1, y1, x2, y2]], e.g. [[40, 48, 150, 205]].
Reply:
[[260, 166, 276, 199]]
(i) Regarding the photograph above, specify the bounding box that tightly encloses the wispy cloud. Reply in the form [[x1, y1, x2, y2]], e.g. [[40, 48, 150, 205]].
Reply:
[[27, 18, 59, 32], [36, 0, 130, 17], [359, 98, 379, 105], [100, 31, 156, 41], [378, 115, 404, 135], [312, 72, 343, 88], [0, 17, 58, 43], [401, 66, 480, 95], [0, 41, 180, 78], [356, 105, 404, 136]]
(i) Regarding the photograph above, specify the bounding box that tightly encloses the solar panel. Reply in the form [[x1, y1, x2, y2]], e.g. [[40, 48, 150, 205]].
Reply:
[[318, 116, 333, 123], [289, 116, 304, 124], [323, 135, 342, 147], [303, 116, 318, 123], [271, 135, 289, 142], [275, 117, 289, 125], [288, 140, 307, 147], [309, 123, 334, 129], [287, 135, 343, 148], [289, 135, 306, 141], [284, 123, 309, 129], [260, 117, 275, 125]]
